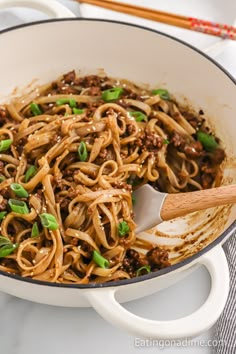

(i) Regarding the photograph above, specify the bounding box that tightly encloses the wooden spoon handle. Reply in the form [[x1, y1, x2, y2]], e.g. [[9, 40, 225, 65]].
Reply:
[[160, 184, 236, 221]]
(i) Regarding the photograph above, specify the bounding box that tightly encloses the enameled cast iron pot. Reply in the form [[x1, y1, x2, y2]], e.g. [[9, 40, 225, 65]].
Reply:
[[0, 0, 236, 340]]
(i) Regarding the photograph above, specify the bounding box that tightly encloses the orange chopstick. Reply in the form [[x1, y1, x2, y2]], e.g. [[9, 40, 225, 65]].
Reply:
[[78, 0, 236, 40]]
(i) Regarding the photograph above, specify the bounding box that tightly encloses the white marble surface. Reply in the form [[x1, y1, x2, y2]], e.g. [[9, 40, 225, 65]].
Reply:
[[0, 1, 236, 353]]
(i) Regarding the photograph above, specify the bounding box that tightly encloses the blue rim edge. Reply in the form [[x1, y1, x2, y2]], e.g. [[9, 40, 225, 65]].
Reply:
[[0, 17, 236, 289]]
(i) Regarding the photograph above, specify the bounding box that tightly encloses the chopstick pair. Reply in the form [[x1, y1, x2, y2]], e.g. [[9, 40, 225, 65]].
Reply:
[[78, 0, 236, 41]]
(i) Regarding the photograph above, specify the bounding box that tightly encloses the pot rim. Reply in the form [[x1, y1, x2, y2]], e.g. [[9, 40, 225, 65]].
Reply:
[[0, 17, 235, 289]]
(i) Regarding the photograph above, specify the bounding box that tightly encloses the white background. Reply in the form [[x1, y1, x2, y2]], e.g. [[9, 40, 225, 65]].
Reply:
[[0, 1, 236, 353]]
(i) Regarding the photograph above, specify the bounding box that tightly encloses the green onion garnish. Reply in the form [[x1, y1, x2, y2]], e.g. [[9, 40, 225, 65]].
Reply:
[[0, 236, 18, 258], [0, 243, 18, 258], [8, 199, 29, 214], [102, 87, 123, 102], [92, 250, 109, 269], [30, 102, 42, 116], [78, 141, 88, 162], [136, 265, 151, 276], [163, 139, 170, 144], [196, 131, 218, 152], [56, 98, 77, 108], [130, 111, 147, 122], [0, 212, 7, 221], [10, 183, 29, 198], [0, 236, 11, 247], [24, 165, 37, 183], [0, 139, 12, 152], [118, 221, 130, 237], [0, 175, 5, 182], [31, 222, 40, 238], [72, 108, 84, 114], [152, 89, 170, 100], [40, 213, 59, 230]]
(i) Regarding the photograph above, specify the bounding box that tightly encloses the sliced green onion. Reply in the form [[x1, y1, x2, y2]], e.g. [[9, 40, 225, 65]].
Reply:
[[0, 211, 7, 221], [102, 87, 123, 102], [40, 213, 59, 230], [130, 111, 147, 122], [72, 108, 84, 114], [0, 236, 12, 247], [0, 175, 5, 182], [0, 243, 18, 258], [10, 183, 29, 198], [30, 102, 42, 116], [136, 265, 151, 277], [56, 98, 77, 108], [24, 165, 37, 183], [118, 221, 130, 237], [0, 139, 12, 152], [152, 89, 170, 100], [8, 199, 29, 214], [163, 139, 170, 144], [78, 141, 88, 162], [196, 131, 218, 152], [31, 222, 40, 238], [92, 250, 109, 269]]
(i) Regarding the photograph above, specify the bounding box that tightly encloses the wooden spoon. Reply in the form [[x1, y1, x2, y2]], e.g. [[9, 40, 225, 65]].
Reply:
[[133, 184, 236, 233]]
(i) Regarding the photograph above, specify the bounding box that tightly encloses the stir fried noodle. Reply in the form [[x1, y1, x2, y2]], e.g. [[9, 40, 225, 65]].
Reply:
[[0, 72, 225, 283]]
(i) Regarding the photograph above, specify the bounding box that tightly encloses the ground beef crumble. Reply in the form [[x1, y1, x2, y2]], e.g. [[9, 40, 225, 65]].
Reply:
[[132, 130, 163, 154], [76, 75, 107, 88], [146, 247, 170, 270], [63, 70, 76, 84], [170, 132, 186, 148], [121, 247, 170, 277], [183, 141, 203, 158]]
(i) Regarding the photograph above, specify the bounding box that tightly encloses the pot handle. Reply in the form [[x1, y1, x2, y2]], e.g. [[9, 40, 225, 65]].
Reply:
[[86, 245, 229, 339], [0, 0, 75, 18]]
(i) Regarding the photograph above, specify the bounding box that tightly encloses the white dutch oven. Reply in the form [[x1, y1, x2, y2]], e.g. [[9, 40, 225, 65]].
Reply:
[[0, 0, 236, 340]]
